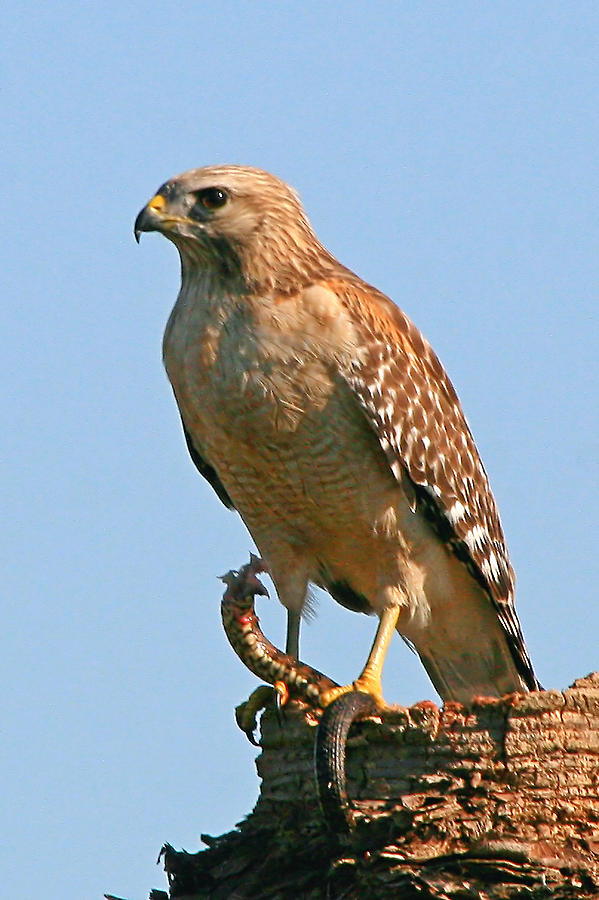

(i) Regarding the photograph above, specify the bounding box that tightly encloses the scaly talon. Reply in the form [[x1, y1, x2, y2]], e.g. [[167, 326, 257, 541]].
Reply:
[[235, 685, 276, 745], [234, 678, 292, 743], [320, 605, 399, 708], [320, 678, 386, 709]]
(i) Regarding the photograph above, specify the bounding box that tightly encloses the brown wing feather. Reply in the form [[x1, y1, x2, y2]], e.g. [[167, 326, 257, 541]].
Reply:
[[325, 278, 539, 690]]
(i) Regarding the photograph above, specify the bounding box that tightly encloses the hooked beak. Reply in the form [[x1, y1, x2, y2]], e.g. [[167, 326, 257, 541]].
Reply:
[[134, 193, 167, 243]]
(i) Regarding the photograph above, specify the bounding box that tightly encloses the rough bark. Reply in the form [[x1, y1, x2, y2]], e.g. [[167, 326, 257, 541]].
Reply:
[[154, 674, 599, 899]]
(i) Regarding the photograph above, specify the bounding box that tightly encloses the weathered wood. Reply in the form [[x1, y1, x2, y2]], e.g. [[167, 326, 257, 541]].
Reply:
[[158, 674, 599, 898]]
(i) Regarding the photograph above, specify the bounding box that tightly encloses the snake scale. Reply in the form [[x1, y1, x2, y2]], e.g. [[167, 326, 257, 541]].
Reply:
[[220, 556, 377, 832]]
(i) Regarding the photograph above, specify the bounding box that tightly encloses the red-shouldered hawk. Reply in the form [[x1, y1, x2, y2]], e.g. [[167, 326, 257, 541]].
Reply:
[[135, 165, 539, 706]]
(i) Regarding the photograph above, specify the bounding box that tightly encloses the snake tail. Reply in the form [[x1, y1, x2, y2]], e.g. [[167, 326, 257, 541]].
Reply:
[[314, 691, 378, 833]]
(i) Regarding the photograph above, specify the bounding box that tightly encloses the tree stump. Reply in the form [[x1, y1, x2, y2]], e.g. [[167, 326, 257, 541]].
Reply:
[[156, 674, 599, 898]]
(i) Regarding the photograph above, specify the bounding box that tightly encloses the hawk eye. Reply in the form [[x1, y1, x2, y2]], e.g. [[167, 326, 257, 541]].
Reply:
[[195, 187, 228, 210]]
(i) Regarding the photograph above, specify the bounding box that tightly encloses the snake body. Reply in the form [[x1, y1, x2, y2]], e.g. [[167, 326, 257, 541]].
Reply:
[[220, 560, 340, 706], [220, 558, 377, 832], [314, 691, 378, 833]]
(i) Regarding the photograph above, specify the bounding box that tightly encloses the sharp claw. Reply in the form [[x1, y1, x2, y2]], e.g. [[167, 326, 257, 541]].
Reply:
[[235, 698, 260, 744], [273, 680, 289, 727], [236, 711, 260, 746], [245, 727, 260, 747], [274, 692, 284, 726]]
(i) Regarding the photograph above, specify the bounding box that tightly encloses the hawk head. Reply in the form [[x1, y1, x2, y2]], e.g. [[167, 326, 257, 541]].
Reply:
[[134, 165, 336, 293]]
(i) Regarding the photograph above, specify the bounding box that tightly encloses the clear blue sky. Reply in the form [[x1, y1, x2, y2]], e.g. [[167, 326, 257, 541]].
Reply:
[[4, 4, 598, 898]]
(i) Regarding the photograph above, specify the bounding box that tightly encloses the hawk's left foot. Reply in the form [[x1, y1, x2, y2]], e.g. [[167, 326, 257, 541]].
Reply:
[[235, 681, 289, 745]]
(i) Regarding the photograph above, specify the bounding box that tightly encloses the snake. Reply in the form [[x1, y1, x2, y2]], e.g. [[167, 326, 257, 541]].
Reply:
[[220, 555, 378, 832]]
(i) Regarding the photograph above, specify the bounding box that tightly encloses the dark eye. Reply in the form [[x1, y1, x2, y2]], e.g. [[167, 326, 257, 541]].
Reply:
[[195, 187, 228, 210]]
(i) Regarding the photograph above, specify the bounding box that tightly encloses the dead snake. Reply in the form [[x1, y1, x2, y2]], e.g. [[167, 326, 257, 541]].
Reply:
[[220, 556, 377, 833]]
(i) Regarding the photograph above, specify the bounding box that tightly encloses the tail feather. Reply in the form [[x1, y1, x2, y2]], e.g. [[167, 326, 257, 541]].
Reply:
[[417, 642, 529, 704], [400, 596, 537, 704]]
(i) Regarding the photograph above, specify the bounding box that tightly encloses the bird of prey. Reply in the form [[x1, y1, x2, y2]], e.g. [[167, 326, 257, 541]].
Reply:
[[135, 165, 539, 706]]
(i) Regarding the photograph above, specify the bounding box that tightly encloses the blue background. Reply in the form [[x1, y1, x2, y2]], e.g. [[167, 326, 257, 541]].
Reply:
[[4, 4, 598, 898]]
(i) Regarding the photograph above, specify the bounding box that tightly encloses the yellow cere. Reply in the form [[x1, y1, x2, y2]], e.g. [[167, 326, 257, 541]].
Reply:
[[148, 194, 167, 212]]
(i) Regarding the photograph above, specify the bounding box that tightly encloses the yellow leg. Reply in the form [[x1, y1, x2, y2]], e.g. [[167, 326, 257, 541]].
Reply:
[[320, 605, 401, 708]]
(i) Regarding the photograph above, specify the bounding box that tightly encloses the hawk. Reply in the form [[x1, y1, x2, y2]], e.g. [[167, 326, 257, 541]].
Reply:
[[135, 165, 539, 706]]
